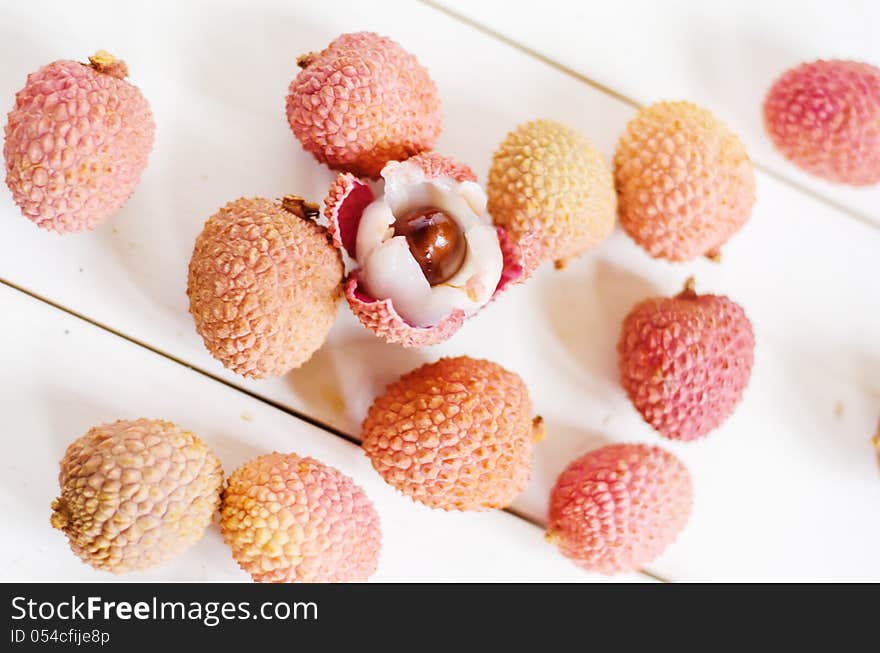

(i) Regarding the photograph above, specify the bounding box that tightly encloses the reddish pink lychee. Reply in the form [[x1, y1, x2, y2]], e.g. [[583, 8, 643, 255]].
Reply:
[[4, 51, 154, 233], [618, 279, 754, 441], [547, 443, 692, 574], [286, 32, 441, 178], [764, 60, 880, 186]]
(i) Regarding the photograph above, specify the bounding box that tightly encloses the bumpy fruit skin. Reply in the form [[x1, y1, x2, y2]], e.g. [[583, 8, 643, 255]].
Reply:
[[50, 419, 223, 574], [220, 453, 381, 583], [187, 197, 343, 379], [361, 356, 539, 510], [487, 120, 615, 269], [764, 60, 880, 186], [618, 281, 754, 441], [547, 443, 692, 574], [4, 52, 154, 233], [614, 101, 755, 261], [287, 32, 441, 178]]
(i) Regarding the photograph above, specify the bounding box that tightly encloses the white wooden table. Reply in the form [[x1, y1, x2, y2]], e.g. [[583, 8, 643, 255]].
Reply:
[[1, 0, 878, 582]]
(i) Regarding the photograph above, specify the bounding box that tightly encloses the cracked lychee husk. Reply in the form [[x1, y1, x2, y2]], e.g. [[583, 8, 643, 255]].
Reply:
[[487, 119, 616, 269], [51, 418, 223, 574], [220, 452, 381, 583], [361, 356, 542, 510], [187, 195, 343, 379], [324, 152, 538, 347], [617, 278, 755, 441], [614, 101, 755, 261], [764, 60, 880, 186], [547, 443, 692, 574], [4, 50, 154, 233], [286, 32, 441, 178]]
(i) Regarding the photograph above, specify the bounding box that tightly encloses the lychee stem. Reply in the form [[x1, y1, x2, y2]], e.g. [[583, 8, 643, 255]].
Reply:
[[544, 530, 561, 545], [87, 51, 128, 79], [872, 419, 880, 450], [553, 258, 568, 271], [678, 276, 698, 299], [296, 53, 317, 69], [50, 498, 69, 531], [705, 248, 722, 263], [531, 416, 546, 443], [281, 195, 320, 221]]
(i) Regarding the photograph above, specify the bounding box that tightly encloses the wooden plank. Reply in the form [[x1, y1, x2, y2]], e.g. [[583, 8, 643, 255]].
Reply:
[[0, 0, 878, 579], [432, 0, 880, 225], [0, 284, 636, 582]]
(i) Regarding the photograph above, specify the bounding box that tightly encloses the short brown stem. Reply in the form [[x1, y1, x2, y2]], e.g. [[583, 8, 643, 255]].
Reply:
[[281, 195, 320, 221], [87, 50, 128, 79]]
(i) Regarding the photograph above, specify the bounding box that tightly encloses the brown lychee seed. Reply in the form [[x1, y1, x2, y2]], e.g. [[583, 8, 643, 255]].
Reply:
[[392, 206, 467, 285]]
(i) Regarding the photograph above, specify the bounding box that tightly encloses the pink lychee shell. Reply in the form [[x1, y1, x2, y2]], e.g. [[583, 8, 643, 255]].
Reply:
[[614, 101, 755, 261], [617, 285, 755, 441], [286, 32, 441, 178], [4, 57, 154, 233], [324, 152, 533, 347], [547, 443, 692, 574], [764, 59, 880, 185], [220, 453, 381, 583]]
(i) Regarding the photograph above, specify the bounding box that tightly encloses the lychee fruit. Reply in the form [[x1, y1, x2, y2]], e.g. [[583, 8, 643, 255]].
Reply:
[[187, 195, 343, 379], [50, 418, 223, 574], [487, 119, 616, 269], [764, 60, 880, 186], [361, 356, 542, 510], [286, 32, 441, 178], [614, 101, 755, 261], [220, 453, 381, 583], [546, 443, 692, 574], [618, 278, 755, 441], [325, 152, 535, 347], [4, 51, 154, 233]]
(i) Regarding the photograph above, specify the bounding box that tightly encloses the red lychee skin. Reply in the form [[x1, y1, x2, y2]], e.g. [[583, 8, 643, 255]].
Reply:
[[547, 443, 692, 575], [324, 152, 534, 347], [220, 453, 381, 583], [361, 357, 538, 511], [286, 32, 441, 178], [764, 60, 880, 186], [617, 281, 754, 441], [4, 54, 154, 233]]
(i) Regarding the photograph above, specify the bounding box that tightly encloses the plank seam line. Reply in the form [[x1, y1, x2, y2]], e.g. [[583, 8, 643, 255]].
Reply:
[[0, 277, 667, 583], [419, 0, 880, 233]]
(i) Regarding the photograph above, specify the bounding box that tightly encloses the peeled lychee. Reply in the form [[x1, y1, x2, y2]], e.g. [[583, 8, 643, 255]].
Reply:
[[547, 443, 692, 574], [361, 356, 541, 511], [325, 152, 534, 347], [187, 195, 343, 379], [618, 279, 754, 441], [50, 419, 223, 574], [287, 32, 441, 178], [220, 453, 381, 583], [614, 101, 755, 261], [487, 119, 616, 269], [764, 60, 880, 186], [4, 51, 154, 233]]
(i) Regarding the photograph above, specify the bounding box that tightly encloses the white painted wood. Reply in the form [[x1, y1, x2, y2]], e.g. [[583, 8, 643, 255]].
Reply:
[[0, 284, 636, 582], [433, 0, 880, 224], [0, 0, 878, 580]]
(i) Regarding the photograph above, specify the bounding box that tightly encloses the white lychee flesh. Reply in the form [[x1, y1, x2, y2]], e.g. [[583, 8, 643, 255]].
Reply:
[[356, 160, 503, 327]]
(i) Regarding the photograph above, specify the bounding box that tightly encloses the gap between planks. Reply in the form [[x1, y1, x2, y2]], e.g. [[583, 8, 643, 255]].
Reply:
[[419, 0, 880, 233], [0, 277, 669, 584]]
